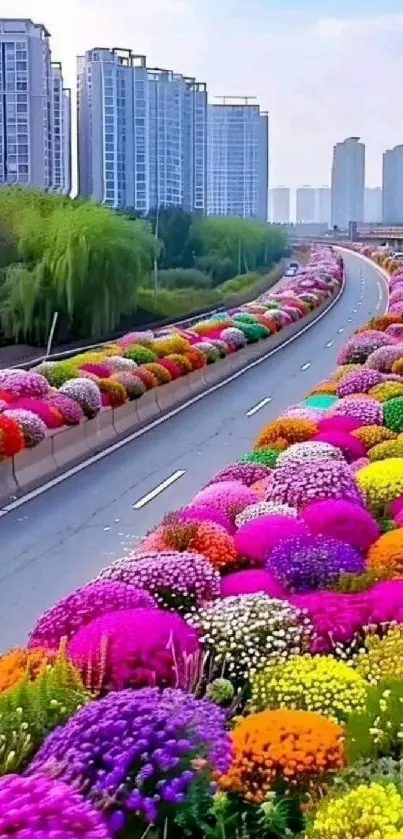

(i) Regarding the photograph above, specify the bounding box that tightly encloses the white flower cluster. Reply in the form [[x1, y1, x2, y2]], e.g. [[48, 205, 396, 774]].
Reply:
[[276, 441, 345, 469], [235, 501, 298, 529]]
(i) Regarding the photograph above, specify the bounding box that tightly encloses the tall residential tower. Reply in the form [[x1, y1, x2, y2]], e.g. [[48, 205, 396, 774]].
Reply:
[[0, 18, 71, 192], [331, 137, 365, 229], [77, 48, 207, 212], [382, 146, 403, 224]]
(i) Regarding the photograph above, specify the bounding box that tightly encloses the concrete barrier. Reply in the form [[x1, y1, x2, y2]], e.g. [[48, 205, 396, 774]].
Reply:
[[84, 409, 117, 451], [13, 438, 57, 491], [186, 370, 207, 394], [0, 459, 18, 500], [52, 423, 89, 469], [135, 389, 161, 424], [202, 357, 234, 384], [156, 378, 192, 412], [112, 401, 140, 435]]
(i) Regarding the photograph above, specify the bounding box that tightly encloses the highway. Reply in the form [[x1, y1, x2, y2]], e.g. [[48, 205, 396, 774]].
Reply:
[[0, 250, 389, 650]]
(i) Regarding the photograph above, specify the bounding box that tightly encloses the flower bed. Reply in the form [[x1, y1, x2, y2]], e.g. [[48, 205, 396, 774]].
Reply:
[[0, 247, 342, 462], [5, 247, 403, 836]]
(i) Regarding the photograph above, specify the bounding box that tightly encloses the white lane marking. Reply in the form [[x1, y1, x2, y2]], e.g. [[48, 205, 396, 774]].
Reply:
[[301, 362, 311, 371], [0, 276, 348, 518], [338, 328, 344, 333], [247, 397, 272, 417], [353, 308, 358, 313], [347, 317, 353, 322], [325, 341, 334, 348], [133, 470, 186, 509]]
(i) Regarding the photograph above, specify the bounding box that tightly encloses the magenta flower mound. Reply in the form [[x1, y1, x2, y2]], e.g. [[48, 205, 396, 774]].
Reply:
[[268, 534, 364, 593], [28, 688, 231, 829], [366, 345, 403, 372], [235, 515, 309, 564], [68, 608, 200, 691], [235, 501, 298, 528], [96, 551, 220, 611], [28, 580, 155, 650], [317, 416, 363, 434], [289, 590, 371, 653], [266, 459, 363, 509], [302, 499, 380, 552], [331, 396, 383, 426], [0, 774, 110, 838], [192, 481, 259, 520], [8, 396, 64, 428], [220, 568, 287, 599], [178, 505, 235, 534], [59, 378, 102, 419], [0, 369, 49, 398], [312, 430, 366, 463], [79, 362, 111, 378], [46, 392, 84, 424], [3, 408, 46, 447], [337, 368, 384, 397], [206, 462, 272, 487], [390, 496, 403, 519], [276, 441, 344, 469]]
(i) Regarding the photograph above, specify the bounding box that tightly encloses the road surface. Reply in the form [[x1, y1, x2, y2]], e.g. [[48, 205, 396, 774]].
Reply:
[[0, 250, 388, 649]]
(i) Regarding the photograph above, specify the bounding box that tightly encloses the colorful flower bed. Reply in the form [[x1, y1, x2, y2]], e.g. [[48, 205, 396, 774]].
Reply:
[[6, 248, 403, 837], [0, 248, 342, 461]]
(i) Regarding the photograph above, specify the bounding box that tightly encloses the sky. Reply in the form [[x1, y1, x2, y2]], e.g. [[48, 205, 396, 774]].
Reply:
[[4, 0, 403, 188]]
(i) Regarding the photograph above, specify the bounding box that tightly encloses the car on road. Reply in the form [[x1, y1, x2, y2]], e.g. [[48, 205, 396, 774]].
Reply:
[[284, 261, 299, 277]]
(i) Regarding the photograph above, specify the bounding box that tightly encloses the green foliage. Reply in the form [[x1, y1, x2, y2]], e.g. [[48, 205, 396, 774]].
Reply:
[[0, 654, 90, 774], [329, 571, 379, 593], [189, 215, 286, 277], [219, 273, 260, 294], [345, 677, 403, 764], [35, 360, 80, 387], [137, 286, 221, 319], [158, 268, 213, 290], [182, 791, 300, 839]]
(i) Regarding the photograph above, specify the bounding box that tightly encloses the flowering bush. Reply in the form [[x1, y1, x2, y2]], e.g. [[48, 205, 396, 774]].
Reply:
[[331, 396, 383, 426], [367, 529, 403, 578], [353, 424, 397, 450], [35, 360, 80, 387], [368, 439, 403, 461], [141, 516, 238, 571], [28, 688, 231, 829], [0, 414, 24, 458], [96, 550, 219, 612], [255, 417, 318, 450], [219, 568, 286, 599], [28, 580, 155, 650], [112, 371, 147, 399], [357, 459, 403, 513], [123, 345, 156, 364], [235, 500, 298, 528], [235, 514, 309, 564], [313, 430, 366, 462], [267, 459, 363, 509], [206, 462, 271, 487], [354, 626, 403, 683], [241, 447, 280, 467], [141, 362, 172, 384], [46, 392, 84, 424], [338, 332, 393, 365], [366, 345, 403, 373], [250, 654, 367, 721], [302, 499, 380, 551], [318, 415, 363, 433], [188, 593, 312, 681], [178, 504, 235, 534], [219, 709, 345, 801], [0, 775, 111, 838], [276, 440, 344, 468], [384, 396, 403, 432], [59, 378, 102, 419], [68, 608, 200, 692], [268, 534, 364, 592], [3, 408, 46, 448], [0, 647, 54, 695], [0, 369, 49, 398], [337, 368, 384, 397], [192, 481, 259, 521], [369, 382, 403, 402]]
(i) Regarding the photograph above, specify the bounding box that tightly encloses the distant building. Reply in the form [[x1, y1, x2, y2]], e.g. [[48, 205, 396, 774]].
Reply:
[[77, 48, 207, 212], [0, 18, 71, 192], [296, 186, 316, 223], [364, 187, 382, 223], [269, 187, 290, 223], [382, 146, 403, 224], [315, 187, 331, 225], [331, 137, 365, 229], [207, 100, 268, 220]]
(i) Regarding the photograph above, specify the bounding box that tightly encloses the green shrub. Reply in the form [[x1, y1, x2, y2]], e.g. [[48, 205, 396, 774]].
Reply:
[[157, 268, 213, 290]]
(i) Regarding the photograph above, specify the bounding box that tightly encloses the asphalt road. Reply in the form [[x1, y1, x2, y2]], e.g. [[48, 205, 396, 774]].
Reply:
[[0, 250, 388, 649]]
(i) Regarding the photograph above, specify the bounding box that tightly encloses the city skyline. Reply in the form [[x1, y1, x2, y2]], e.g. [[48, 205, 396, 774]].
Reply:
[[2, 0, 402, 189]]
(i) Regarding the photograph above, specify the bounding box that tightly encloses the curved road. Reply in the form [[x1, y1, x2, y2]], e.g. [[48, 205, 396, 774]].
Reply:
[[0, 250, 388, 649]]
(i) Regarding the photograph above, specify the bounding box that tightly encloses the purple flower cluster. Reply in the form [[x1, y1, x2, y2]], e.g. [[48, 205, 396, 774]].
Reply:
[[268, 534, 365, 593], [207, 462, 272, 487], [59, 378, 102, 419], [96, 550, 220, 611], [46, 392, 84, 424], [220, 327, 246, 348], [3, 408, 47, 447], [0, 369, 49, 398], [331, 396, 383, 426], [0, 774, 110, 838], [28, 580, 155, 649], [337, 332, 393, 365], [27, 688, 232, 829], [337, 368, 384, 397], [366, 345, 403, 372], [266, 459, 363, 509]]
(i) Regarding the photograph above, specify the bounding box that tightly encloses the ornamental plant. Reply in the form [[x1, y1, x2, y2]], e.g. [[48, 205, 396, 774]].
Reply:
[[0, 654, 90, 774], [234, 514, 309, 564], [366, 345, 403, 373], [218, 709, 345, 802], [331, 396, 383, 426], [235, 501, 298, 528], [337, 368, 384, 397], [0, 369, 49, 398], [219, 568, 286, 599], [384, 397, 403, 432], [123, 345, 156, 363], [28, 580, 155, 650], [207, 462, 272, 488], [369, 382, 403, 402], [353, 424, 397, 450], [35, 360, 80, 387], [0, 775, 111, 838], [141, 362, 172, 384], [97, 377, 127, 408], [354, 626, 403, 684], [255, 418, 318, 451], [305, 783, 403, 839], [267, 458, 363, 509], [96, 551, 220, 612], [369, 440, 403, 461], [276, 441, 344, 469], [268, 534, 364, 593], [345, 677, 403, 762], [3, 408, 46, 448], [178, 505, 235, 534], [0, 414, 24, 459], [301, 499, 380, 552], [103, 355, 138, 372], [313, 430, 366, 462], [356, 459, 403, 514], [192, 481, 259, 521], [188, 593, 312, 682], [112, 372, 147, 399], [46, 392, 84, 424], [367, 529, 403, 578], [68, 608, 200, 692], [141, 516, 238, 571], [28, 687, 232, 830], [250, 654, 367, 721], [59, 378, 102, 419], [8, 396, 64, 428], [0, 647, 54, 695]]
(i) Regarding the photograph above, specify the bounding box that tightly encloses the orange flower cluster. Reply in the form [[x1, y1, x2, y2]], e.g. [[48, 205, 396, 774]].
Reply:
[[367, 529, 403, 579], [184, 347, 207, 370], [255, 418, 317, 451], [219, 709, 345, 803], [0, 647, 55, 695], [330, 365, 363, 382], [352, 425, 397, 451], [392, 358, 403, 376], [141, 363, 172, 385], [309, 381, 337, 396], [356, 314, 403, 333], [141, 519, 238, 571]]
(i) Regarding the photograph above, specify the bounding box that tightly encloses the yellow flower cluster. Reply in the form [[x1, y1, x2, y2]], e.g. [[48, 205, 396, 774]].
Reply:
[[355, 627, 403, 684], [353, 425, 397, 451], [356, 459, 403, 513], [250, 655, 367, 723], [369, 382, 403, 403], [368, 440, 403, 462], [305, 783, 403, 838], [330, 364, 364, 382]]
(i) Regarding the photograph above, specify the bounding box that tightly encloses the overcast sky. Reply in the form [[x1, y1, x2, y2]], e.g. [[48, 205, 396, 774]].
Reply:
[[5, 0, 403, 188]]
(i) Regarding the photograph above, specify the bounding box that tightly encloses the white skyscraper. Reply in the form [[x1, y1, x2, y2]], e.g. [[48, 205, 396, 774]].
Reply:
[[269, 187, 290, 223], [77, 48, 207, 212], [365, 187, 382, 223], [0, 19, 71, 192], [331, 137, 365, 229], [315, 187, 331, 225], [207, 100, 268, 221], [296, 186, 316, 223], [382, 146, 403, 224]]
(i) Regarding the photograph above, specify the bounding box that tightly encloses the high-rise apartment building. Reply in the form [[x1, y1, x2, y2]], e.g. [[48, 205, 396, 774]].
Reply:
[[331, 137, 365, 229], [207, 100, 268, 221], [315, 187, 331, 225], [296, 186, 316, 223], [0, 19, 71, 192], [382, 146, 403, 224], [365, 186, 382, 223], [77, 48, 207, 212], [269, 187, 290, 223]]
